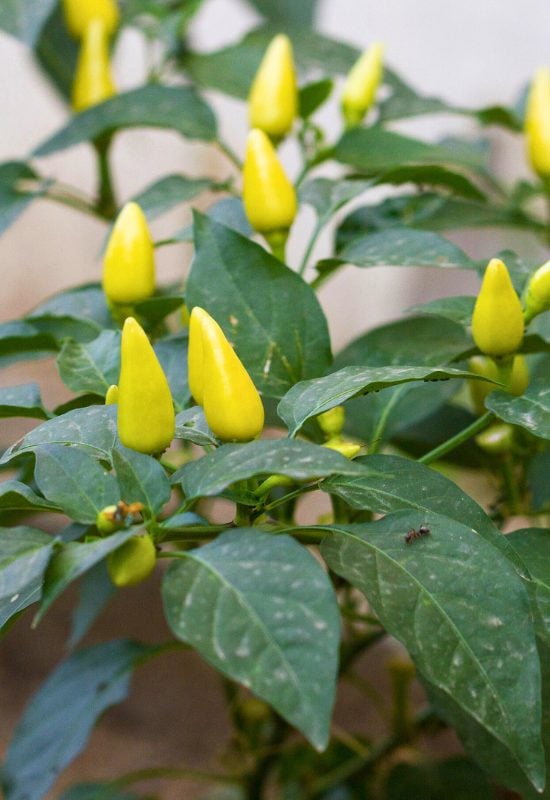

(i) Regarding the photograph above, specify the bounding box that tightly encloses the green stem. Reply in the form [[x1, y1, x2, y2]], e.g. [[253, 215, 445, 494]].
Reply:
[[261, 482, 318, 512], [218, 139, 243, 171], [501, 454, 522, 514], [156, 525, 231, 544], [94, 134, 117, 218], [112, 766, 241, 790], [45, 184, 111, 221], [418, 411, 494, 465], [369, 386, 407, 454], [298, 219, 323, 277]]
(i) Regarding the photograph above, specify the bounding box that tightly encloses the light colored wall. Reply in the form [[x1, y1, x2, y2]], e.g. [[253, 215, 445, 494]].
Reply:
[[0, 0, 548, 361]]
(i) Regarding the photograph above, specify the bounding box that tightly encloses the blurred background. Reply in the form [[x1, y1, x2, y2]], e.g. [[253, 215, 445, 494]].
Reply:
[[0, 1, 549, 796]]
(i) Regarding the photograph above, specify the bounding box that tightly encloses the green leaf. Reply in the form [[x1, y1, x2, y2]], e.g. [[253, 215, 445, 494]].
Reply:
[[278, 365, 487, 437], [134, 294, 184, 326], [0, 526, 54, 628], [0, 384, 48, 419], [36, 530, 136, 623], [67, 563, 115, 650], [186, 213, 332, 398], [318, 229, 475, 277], [393, 403, 484, 467], [1, 406, 118, 466], [154, 333, 190, 411], [129, 173, 216, 222], [57, 331, 120, 397], [0, 161, 51, 237], [28, 285, 112, 344], [527, 450, 550, 511], [33, 3, 79, 101], [162, 529, 340, 750], [58, 782, 141, 800], [1, 640, 151, 800], [165, 197, 253, 245], [407, 296, 475, 327], [174, 406, 218, 448], [58, 783, 141, 800], [299, 177, 374, 225], [335, 316, 471, 368], [113, 446, 171, 514], [0, 481, 59, 513], [0, 0, 57, 44], [385, 757, 493, 800], [33, 444, 120, 523], [172, 439, 365, 500], [0, 320, 58, 368], [244, 0, 318, 26], [34, 85, 218, 158], [507, 529, 550, 645], [298, 79, 333, 118], [320, 511, 544, 789], [487, 378, 550, 439], [321, 454, 518, 565]]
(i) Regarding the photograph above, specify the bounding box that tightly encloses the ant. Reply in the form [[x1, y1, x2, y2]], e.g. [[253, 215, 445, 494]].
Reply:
[[404, 524, 431, 544]]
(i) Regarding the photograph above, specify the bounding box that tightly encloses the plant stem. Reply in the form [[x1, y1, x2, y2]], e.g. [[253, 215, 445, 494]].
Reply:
[[94, 134, 117, 218], [45, 184, 112, 221], [218, 139, 243, 171], [369, 386, 407, 454], [501, 454, 522, 514], [112, 766, 241, 789], [418, 411, 494, 465], [298, 219, 323, 277]]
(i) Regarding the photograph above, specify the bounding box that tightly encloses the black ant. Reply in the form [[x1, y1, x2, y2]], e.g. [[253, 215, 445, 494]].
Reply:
[[404, 524, 431, 544]]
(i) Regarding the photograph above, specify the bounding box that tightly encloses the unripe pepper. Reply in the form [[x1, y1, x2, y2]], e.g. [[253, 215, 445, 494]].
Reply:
[[96, 504, 121, 535], [242, 129, 297, 243], [317, 406, 345, 438], [468, 354, 528, 415], [188, 307, 264, 442], [525, 68, 550, 178], [107, 533, 156, 587], [475, 423, 515, 455], [63, 0, 120, 39], [105, 384, 119, 404], [248, 34, 298, 141], [118, 317, 175, 454], [471, 258, 524, 357], [72, 19, 116, 113], [103, 202, 155, 305], [524, 260, 550, 322], [341, 42, 385, 128]]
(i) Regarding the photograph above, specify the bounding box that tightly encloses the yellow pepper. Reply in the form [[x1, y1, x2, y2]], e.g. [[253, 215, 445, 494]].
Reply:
[[248, 34, 298, 141], [525, 67, 550, 178], [118, 317, 175, 454], [72, 19, 116, 113], [323, 437, 361, 459], [242, 129, 297, 243], [105, 384, 119, 404], [189, 307, 264, 442], [63, 0, 120, 38], [471, 258, 524, 357], [317, 406, 345, 438], [524, 260, 550, 322], [468, 354, 529, 415], [341, 42, 385, 128], [107, 534, 156, 587], [103, 202, 155, 305]]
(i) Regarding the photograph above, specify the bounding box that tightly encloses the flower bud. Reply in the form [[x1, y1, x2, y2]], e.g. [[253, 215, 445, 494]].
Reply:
[[475, 423, 515, 455], [72, 20, 116, 113], [189, 307, 264, 442], [243, 129, 297, 236], [248, 34, 298, 141], [107, 534, 156, 587], [468, 354, 529, 415], [525, 67, 550, 178], [118, 317, 175, 454], [63, 0, 120, 39], [341, 43, 385, 128], [524, 261, 550, 322], [103, 203, 155, 305], [471, 259, 524, 357]]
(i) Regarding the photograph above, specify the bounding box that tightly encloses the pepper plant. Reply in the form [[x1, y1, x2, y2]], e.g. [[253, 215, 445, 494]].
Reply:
[[1, 2, 550, 799]]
